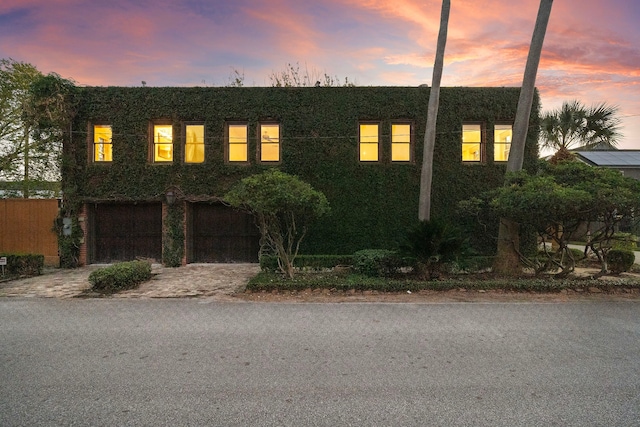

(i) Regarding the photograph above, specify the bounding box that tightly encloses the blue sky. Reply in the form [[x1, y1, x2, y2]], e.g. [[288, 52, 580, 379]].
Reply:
[[1, 0, 638, 149]]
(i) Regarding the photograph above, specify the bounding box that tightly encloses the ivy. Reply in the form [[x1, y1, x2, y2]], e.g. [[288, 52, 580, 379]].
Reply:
[[66, 87, 539, 260]]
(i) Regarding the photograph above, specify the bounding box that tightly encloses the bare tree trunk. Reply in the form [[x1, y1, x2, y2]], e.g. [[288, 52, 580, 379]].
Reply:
[[418, 0, 450, 221], [493, 0, 553, 275]]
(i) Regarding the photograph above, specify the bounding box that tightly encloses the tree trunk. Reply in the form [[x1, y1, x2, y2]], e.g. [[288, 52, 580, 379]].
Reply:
[[493, 0, 553, 275], [418, 0, 450, 221], [23, 123, 30, 198]]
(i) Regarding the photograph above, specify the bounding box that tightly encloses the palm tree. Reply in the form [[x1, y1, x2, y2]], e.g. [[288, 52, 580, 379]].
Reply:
[[418, 0, 450, 221], [540, 100, 621, 154], [493, 0, 553, 276]]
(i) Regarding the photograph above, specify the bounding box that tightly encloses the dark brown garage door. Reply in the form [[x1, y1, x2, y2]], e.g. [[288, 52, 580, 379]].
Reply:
[[190, 203, 260, 263], [93, 203, 162, 263]]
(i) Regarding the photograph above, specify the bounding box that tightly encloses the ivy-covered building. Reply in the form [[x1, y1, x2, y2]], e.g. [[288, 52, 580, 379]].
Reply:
[[62, 86, 539, 266]]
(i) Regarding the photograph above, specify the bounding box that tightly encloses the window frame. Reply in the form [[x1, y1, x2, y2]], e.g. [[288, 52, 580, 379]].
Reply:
[[150, 122, 174, 164], [390, 121, 413, 163], [225, 122, 249, 164], [183, 122, 205, 164], [90, 123, 113, 164], [358, 121, 381, 163], [461, 122, 485, 163], [258, 122, 281, 163], [493, 122, 513, 163]]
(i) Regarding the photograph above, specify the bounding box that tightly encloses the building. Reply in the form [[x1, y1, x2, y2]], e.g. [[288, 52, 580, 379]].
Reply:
[[575, 150, 640, 181], [61, 86, 539, 266]]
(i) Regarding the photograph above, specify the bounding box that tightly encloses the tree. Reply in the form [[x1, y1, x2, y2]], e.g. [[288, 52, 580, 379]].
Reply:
[[540, 100, 621, 156], [477, 161, 640, 277], [0, 58, 76, 197], [493, 0, 553, 275], [225, 169, 330, 279], [418, 0, 450, 221]]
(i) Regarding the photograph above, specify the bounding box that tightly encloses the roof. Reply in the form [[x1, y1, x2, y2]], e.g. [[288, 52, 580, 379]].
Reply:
[[574, 150, 640, 167]]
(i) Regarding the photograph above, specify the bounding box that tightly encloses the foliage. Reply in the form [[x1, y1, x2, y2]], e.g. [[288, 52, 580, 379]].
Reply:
[[468, 160, 640, 276], [352, 249, 405, 277], [268, 62, 355, 87], [65, 86, 538, 262], [610, 233, 637, 251], [0, 58, 76, 197], [540, 100, 621, 152], [260, 254, 353, 272], [0, 253, 44, 277], [246, 271, 640, 293], [606, 250, 635, 274], [88, 260, 152, 293], [162, 203, 185, 267], [225, 169, 330, 278], [400, 219, 469, 278]]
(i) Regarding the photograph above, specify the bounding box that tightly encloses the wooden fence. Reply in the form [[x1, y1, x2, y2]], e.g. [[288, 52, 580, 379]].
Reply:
[[0, 199, 59, 266]]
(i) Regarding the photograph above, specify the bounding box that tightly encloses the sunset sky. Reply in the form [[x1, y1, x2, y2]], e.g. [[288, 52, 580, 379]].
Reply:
[[1, 0, 639, 151]]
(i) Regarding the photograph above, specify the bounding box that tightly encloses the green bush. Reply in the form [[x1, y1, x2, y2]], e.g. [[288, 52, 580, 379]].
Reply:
[[88, 261, 152, 293], [611, 233, 637, 251], [352, 249, 404, 277], [607, 249, 635, 274], [0, 253, 44, 277], [260, 255, 354, 272]]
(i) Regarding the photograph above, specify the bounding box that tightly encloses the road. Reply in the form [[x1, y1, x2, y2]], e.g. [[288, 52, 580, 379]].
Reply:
[[1, 299, 639, 426]]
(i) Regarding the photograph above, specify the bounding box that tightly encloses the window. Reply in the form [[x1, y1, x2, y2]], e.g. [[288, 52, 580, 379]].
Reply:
[[227, 124, 248, 162], [359, 123, 379, 162], [260, 123, 280, 162], [153, 124, 173, 162], [185, 124, 204, 163], [93, 125, 112, 162], [494, 124, 513, 162], [462, 123, 483, 162], [391, 123, 412, 162]]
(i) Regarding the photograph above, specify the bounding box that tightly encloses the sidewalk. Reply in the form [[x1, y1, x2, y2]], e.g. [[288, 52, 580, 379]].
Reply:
[[0, 264, 260, 300]]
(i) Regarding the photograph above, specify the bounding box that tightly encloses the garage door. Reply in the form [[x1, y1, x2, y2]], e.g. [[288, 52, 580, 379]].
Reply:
[[93, 203, 162, 263], [191, 203, 260, 263]]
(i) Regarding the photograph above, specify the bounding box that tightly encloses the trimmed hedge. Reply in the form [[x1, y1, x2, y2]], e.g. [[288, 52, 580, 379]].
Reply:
[[607, 249, 636, 274], [247, 271, 640, 293], [260, 255, 354, 272], [352, 249, 405, 277], [88, 260, 152, 293], [0, 253, 44, 277]]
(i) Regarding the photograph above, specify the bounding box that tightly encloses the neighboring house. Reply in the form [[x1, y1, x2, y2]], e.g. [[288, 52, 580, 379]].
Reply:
[[62, 86, 539, 266], [575, 150, 640, 181]]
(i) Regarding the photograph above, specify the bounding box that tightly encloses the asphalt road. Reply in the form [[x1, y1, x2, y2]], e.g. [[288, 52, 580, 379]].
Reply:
[[1, 299, 639, 426]]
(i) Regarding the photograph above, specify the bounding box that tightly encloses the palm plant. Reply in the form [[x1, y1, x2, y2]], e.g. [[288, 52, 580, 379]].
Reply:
[[540, 100, 621, 153]]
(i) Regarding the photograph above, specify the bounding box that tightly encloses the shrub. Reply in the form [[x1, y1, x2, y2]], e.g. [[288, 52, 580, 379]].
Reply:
[[260, 255, 353, 272], [89, 261, 152, 293], [0, 253, 44, 277], [606, 249, 635, 274], [352, 249, 404, 277], [611, 233, 637, 251], [399, 219, 469, 278]]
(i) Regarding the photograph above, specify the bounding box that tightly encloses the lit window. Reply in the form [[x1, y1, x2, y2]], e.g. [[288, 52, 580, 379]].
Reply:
[[391, 123, 411, 162], [462, 124, 483, 162], [228, 124, 248, 162], [494, 124, 512, 162], [153, 124, 173, 162], [185, 124, 204, 163], [260, 123, 280, 162], [93, 125, 112, 162], [359, 123, 379, 162]]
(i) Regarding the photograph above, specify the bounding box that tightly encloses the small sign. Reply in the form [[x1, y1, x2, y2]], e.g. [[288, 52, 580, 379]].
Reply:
[[0, 257, 6, 266]]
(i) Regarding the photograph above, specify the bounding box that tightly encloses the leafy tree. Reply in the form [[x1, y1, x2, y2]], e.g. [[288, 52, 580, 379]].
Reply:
[[418, 0, 450, 221], [471, 161, 640, 276], [225, 169, 330, 279], [0, 58, 76, 197], [494, 0, 553, 275], [540, 100, 621, 156]]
